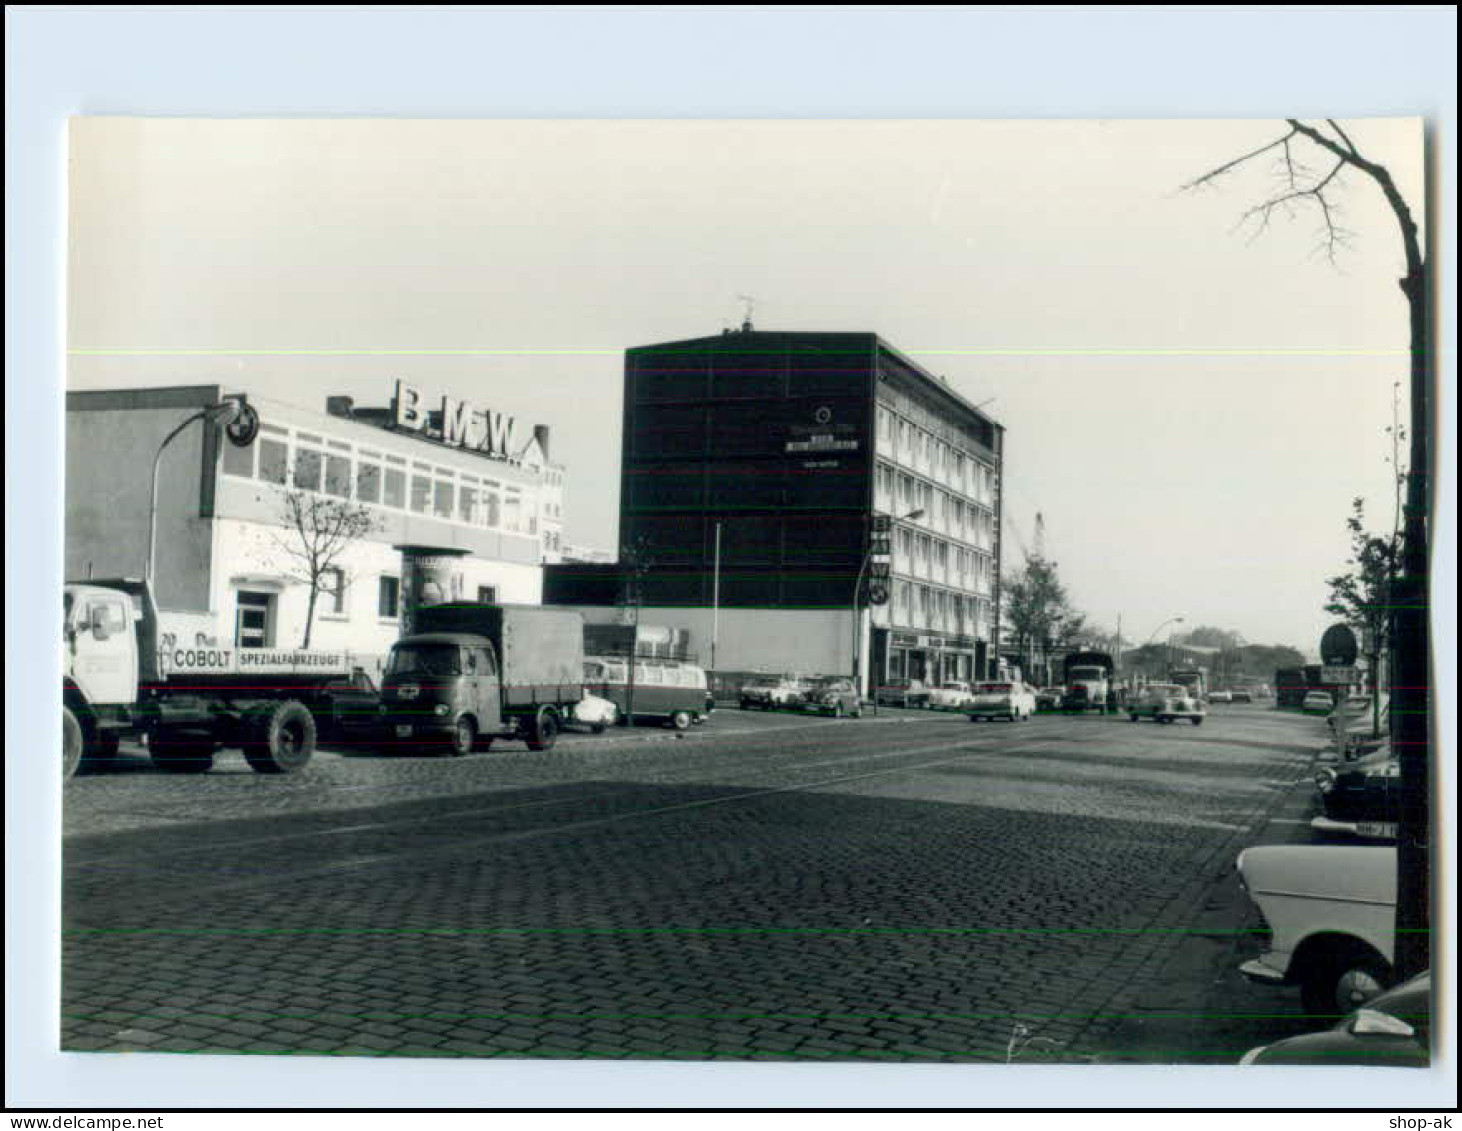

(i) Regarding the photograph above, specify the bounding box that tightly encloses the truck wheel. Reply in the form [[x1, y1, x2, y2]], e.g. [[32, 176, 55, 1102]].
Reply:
[[243, 700, 315, 774], [669, 710, 693, 731], [63, 707, 84, 779], [151, 730, 216, 773], [449, 716, 477, 757], [525, 708, 559, 752]]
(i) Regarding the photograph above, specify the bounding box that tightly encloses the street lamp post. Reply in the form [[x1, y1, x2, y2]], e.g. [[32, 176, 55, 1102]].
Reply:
[[1142, 616, 1184, 683], [147, 398, 250, 589]]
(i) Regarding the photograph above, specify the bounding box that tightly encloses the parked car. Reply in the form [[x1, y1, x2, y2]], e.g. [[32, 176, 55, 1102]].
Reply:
[[572, 691, 618, 733], [1035, 686, 1064, 711], [1311, 748, 1398, 841], [800, 676, 862, 718], [1128, 682, 1206, 726], [1236, 844, 1396, 1016], [1302, 690, 1335, 715], [1329, 692, 1389, 737], [584, 656, 712, 730], [875, 678, 929, 709], [739, 674, 804, 711], [1208, 689, 1233, 704], [1240, 971, 1430, 1067], [927, 680, 974, 711], [968, 681, 1036, 722], [315, 669, 383, 745], [1230, 688, 1253, 703]]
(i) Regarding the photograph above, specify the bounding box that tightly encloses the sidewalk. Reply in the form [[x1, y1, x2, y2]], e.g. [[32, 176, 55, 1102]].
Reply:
[[1079, 741, 1329, 1064]]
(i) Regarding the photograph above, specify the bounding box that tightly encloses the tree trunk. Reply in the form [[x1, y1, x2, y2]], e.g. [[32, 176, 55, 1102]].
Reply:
[[1391, 262, 1429, 982], [302, 585, 318, 650]]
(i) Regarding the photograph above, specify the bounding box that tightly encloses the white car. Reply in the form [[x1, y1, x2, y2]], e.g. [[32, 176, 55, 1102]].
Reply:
[[968, 681, 1036, 722], [1237, 845, 1396, 1016], [1303, 691, 1335, 715], [927, 681, 974, 710], [1208, 689, 1233, 704], [572, 692, 618, 733]]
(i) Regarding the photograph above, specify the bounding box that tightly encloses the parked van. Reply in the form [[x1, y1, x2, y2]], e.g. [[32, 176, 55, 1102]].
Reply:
[[583, 655, 713, 730]]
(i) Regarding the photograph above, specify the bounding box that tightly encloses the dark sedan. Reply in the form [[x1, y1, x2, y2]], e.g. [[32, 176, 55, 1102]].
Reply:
[[874, 678, 929, 709], [800, 677, 863, 718], [316, 669, 383, 745], [1241, 972, 1430, 1066], [1312, 748, 1398, 840]]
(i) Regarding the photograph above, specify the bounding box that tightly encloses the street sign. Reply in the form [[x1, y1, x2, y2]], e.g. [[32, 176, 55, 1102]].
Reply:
[[869, 536, 891, 557], [1320, 624, 1359, 666], [869, 561, 890, 580], [1321, 665, 1357, 685], [867, 582, 889, 606], [871, 514, 892, 534]]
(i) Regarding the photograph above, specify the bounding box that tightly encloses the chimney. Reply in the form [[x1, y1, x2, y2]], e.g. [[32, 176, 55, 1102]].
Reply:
[[326, 396, 355, 419], [533, 424, 551, 461]]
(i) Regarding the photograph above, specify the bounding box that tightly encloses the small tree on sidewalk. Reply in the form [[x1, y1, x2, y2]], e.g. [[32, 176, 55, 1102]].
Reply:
[[1323, 499, 1400, 739], [270, 487, 380, 649]]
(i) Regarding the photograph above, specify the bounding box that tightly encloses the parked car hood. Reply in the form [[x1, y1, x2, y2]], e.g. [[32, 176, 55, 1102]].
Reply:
[[1244, 972, 1430, 1066], [1238, 845, 1396, 905]]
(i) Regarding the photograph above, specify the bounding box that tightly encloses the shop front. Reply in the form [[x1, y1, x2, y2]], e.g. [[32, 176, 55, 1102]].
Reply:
[[880, 630, 988, 688]]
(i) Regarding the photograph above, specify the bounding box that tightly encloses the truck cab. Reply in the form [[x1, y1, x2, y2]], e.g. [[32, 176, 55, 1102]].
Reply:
[[64, 584, 142, 709], [381, 633, 503, 755]]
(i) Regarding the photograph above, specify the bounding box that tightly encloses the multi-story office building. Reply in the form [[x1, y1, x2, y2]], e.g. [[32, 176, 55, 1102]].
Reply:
[[66, 381, 566, 671], [545, 326, 1004, 690]]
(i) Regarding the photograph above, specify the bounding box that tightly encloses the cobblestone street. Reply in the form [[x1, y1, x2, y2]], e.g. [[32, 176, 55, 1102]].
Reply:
[[63, 704, 1320, 1062]]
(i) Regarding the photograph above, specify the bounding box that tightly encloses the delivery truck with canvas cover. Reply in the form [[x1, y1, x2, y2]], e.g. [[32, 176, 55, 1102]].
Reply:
[[380, 602, 586, 755]]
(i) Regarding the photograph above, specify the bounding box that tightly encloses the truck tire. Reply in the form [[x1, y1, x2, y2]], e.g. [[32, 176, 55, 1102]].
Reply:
[[63, 707, 84, 780], [525, 708, 559, 752], [243, 700, 315, 774], [449, 716, 477, 757], [151, 730, 216, 773]]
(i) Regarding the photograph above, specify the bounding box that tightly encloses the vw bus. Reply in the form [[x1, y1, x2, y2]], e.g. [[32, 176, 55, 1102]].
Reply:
[[582, 655, 713, 730]]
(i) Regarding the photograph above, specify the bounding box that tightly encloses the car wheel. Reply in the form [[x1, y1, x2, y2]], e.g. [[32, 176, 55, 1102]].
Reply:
[[1191, 717, 1203, 726], [1301, 947, 1392, 1017], [669, 710, 693, 731]]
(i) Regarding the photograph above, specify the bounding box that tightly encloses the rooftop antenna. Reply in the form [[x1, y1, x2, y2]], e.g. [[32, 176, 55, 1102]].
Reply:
[[735, 294, 756, 332]]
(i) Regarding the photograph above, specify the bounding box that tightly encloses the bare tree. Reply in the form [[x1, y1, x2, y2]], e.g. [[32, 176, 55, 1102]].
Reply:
[[270, 488, 381, 649], [1186, 120, 1431, 982]]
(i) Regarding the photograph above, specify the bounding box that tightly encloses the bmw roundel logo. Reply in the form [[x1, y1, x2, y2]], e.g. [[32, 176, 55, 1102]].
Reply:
[[814, 406, 832, 425]]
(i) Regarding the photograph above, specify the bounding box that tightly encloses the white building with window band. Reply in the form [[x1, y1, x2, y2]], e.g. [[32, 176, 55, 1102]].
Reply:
[[66, 384, 567, 672]]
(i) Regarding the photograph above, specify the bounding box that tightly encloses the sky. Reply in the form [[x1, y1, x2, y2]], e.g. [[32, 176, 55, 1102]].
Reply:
[[67, 117, 1427, 656]]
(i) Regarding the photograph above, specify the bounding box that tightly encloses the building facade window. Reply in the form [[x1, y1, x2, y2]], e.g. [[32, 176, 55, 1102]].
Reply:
[[321, 567, 346, 615], [235, 591, 274, 648], [378, 575, 400, 619]]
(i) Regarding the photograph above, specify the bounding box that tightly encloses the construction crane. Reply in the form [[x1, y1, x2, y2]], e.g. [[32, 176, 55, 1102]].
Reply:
[[1005, 509, 1048, 567]]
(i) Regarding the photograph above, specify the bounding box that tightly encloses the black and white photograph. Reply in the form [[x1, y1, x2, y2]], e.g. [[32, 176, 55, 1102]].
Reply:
[[9, 4, 1456, 1115]]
